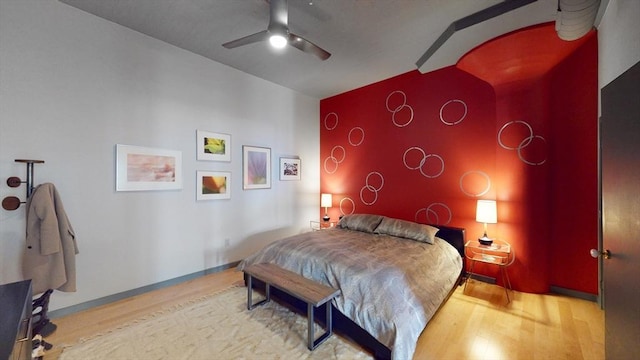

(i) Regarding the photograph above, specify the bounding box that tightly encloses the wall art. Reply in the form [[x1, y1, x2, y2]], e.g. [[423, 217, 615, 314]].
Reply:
[[196, 171, 231, 200], [279, 157, 301, 180], [243, 145, 271, 189], [196, 130, 231, 161], [116, 144, 183, 191]]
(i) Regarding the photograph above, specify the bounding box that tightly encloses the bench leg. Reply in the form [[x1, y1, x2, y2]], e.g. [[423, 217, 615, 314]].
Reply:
[[307, 302, 333, 351], [246, 275, 270, 310], [307, 304, 314, 350]]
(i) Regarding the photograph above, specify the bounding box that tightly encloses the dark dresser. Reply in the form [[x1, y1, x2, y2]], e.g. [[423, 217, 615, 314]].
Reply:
[[0, 280, 32, 360]]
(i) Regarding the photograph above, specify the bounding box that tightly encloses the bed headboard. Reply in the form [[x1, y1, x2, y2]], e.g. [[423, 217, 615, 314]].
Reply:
[[431, 224, 466, 260]]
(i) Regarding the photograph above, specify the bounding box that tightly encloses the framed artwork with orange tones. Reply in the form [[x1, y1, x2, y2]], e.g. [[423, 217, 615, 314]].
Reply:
[[197, 171, 231, 200], [116, 144, 183, 191]]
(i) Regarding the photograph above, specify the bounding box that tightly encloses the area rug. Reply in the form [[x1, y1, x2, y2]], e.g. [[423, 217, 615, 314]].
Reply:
[[58, 286, 372, 360]]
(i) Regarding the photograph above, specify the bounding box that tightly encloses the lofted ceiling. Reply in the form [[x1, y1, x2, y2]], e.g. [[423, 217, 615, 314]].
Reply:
[[58, 0, 569, 99]]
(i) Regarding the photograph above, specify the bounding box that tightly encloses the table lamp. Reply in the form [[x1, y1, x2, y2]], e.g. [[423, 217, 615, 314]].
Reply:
[[476, 199, 497, 245], [321, 193, 332, 221]]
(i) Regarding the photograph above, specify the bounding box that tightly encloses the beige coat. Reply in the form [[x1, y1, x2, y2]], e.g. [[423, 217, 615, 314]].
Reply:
[[23, 183, 79, 295]]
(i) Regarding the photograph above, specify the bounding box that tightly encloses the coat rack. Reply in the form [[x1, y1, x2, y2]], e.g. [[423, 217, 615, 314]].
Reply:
[[2, 159, 58, 340], [2, 159, 45, 211]]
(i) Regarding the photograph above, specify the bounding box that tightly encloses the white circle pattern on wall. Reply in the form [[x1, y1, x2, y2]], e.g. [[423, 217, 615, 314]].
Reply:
[[324, 112, 339, 130], [498, 120, 547, 165], [439, 99, 467, 126], [360, 171, 384, 205], [348, 127, 365, 146], [323, 145, 346, 174], [415, 203, 452, 225], [385, 90, 414, 127], [459, 170, 491, 197], [402, 146, 445, 178], [339, 197, 356, 216], [518, 135, 547, 165], [498, 120, 532, 150]]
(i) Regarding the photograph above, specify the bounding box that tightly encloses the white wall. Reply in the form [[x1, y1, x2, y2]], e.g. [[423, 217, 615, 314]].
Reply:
[[598, 0, 640, 87], [0, 0, 320, 311]]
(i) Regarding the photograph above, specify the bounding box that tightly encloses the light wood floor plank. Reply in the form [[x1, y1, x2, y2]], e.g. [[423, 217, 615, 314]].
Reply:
[[417, 280, 603, 360], [43, 268, 603, 359]]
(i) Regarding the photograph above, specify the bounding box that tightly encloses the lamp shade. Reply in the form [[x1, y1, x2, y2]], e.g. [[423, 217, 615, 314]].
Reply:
[[476, 200, 497, 224], [320, 193, 333, 208]]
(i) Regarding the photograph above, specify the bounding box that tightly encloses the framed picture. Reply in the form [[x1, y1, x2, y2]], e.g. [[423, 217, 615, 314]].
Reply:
[[279, 157, 301, 180], [196, 171, 231, 200], [116, 144, 183, 191], [243, 145, 271, 189], [196, 130, 231, 161]]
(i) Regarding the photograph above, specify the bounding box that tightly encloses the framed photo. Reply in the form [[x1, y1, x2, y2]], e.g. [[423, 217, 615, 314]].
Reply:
[[243, 145, 271, 189], [279, 157, 301, 180], [116, 144, 183, 191], [196, 171, 231, 200], [196, 130, 231, 161]]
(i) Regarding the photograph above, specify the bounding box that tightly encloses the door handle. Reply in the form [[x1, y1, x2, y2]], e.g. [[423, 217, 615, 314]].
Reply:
[[590, 249, 611, 259]]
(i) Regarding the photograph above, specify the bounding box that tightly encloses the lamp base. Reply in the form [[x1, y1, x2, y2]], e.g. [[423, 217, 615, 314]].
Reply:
[[478, 236, 493, 246], [322, 214, 330, 222]]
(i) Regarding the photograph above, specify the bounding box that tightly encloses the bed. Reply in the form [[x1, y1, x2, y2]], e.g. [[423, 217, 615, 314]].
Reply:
[[237, 214, 465, 360]]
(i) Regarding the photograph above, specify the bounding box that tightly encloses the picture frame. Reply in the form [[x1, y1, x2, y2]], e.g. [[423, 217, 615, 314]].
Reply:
[[242, 145, 271, 189], [116, 144, 183, 191], [279, 157, 301, 181], [196, 171, 231, 200], [196, 130, 231, 162]]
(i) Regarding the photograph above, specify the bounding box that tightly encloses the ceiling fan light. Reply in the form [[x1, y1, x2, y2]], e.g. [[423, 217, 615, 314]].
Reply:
[[269, 34, 287, 48]]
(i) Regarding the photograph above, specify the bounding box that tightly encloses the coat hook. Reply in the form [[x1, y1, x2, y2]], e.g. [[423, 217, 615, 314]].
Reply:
[[1, 196, 24, 211], [7, 176, 23, 188], [2, 159, 44, 211]]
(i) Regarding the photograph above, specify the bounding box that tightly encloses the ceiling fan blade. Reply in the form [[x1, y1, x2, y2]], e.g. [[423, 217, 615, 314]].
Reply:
[[288, 33, 331, 60], [222, 30, 269, 49]]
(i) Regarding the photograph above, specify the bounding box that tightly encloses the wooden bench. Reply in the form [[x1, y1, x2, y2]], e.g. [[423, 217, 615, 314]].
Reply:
[[243, 263, 341, 351]]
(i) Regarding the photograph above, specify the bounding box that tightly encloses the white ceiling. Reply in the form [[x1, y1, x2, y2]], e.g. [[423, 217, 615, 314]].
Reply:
[[58, 0, 560, 99]]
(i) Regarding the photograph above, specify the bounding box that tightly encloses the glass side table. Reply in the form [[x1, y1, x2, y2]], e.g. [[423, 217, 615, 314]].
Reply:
[[464, 239, 515, 302], [310, 220, 338, 231]]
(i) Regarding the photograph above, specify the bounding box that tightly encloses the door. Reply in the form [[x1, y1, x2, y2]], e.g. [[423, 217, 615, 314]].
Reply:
[[600, 60, 640, 360]]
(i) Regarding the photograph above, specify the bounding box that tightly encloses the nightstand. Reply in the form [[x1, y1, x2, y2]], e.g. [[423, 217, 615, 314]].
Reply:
[[464, 239, 514, 302], [310, 220, 338, 231]]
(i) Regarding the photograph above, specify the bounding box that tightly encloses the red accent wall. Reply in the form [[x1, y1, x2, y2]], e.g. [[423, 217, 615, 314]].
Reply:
[[547, 36, 599, 293], [319, 23, 598, 294]]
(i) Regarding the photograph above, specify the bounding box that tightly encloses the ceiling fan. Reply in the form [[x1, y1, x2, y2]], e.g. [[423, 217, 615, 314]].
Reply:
[[222, 0, 331, 60]]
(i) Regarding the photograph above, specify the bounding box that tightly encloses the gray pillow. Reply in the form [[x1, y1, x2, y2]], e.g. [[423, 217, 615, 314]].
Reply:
[[337, 214, 384, 233], [374, 217, 439, 244]]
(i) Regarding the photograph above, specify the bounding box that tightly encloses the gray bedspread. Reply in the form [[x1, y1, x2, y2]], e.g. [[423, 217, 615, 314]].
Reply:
[[238, 227, 462, 360]]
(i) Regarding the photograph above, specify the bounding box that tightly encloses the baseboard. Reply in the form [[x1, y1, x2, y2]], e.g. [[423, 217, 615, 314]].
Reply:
[[550, 285, 598, 302], [467, 273, 496, 284], [49, 261, 240, 319]]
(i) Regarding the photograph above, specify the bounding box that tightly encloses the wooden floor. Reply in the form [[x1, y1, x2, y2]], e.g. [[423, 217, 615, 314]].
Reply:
[[417, 279, 604, 359], [44, 268, 604, 360]]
